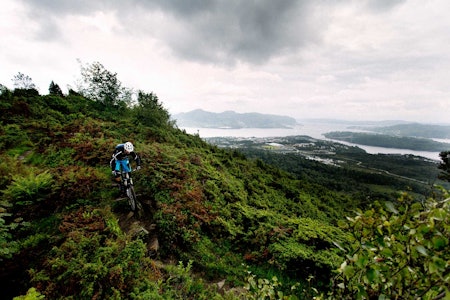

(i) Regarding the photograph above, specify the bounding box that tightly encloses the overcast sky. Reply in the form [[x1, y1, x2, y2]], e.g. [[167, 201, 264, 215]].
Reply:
[[1, 0, 449, 123]]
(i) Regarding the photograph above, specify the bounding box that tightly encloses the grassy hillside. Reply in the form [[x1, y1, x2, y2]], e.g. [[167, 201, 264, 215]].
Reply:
[[205, 135, 447, 204], [1, 80, 449, 299]]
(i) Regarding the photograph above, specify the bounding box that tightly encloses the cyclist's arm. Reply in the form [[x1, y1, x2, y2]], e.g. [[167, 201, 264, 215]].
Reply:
[[131, 151, 141, 166], [110, 150, 122, 170]]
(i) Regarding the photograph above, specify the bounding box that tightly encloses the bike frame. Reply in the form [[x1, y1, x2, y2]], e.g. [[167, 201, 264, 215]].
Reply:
[[117, 169, 139, 211]]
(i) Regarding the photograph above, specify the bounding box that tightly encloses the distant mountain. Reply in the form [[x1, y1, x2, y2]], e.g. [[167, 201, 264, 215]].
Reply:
[[173, 109, 297, 129]]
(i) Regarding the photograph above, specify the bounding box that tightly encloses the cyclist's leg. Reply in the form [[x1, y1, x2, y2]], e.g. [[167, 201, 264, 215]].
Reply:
[[120, 160, 131, 193], [115, 160, 121, 172], [115, 160, 126, 195], [114, 160, 122, 181]]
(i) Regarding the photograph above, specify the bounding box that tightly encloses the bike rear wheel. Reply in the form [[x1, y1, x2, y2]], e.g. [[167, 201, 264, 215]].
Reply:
[[126, 185, 137, 211]]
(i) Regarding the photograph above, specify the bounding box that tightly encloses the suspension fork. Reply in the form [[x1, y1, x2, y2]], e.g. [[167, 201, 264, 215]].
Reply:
[[122, 171, 133, 188]]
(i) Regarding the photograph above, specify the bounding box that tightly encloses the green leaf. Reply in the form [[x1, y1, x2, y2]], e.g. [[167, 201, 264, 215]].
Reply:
[[432, 256, 446, 270], [343, 265, 355, 278], [415, 245, 428, 256], [366, 268, 378, 283], [356, 255, 369, 268], [432, 236, 448, 250], [384, 201, 398, 214], [417, 224, 431, 235], [380, 248, 393, 258], [333, 241, 346, 251], [443, 288, 450, 300]]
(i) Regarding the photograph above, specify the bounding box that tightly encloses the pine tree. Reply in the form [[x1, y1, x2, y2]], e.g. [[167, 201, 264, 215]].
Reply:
[[49, 81, 64, 97]]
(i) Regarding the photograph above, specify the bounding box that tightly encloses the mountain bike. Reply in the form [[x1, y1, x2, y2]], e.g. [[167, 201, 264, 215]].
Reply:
[[118, 169, 141, 211]]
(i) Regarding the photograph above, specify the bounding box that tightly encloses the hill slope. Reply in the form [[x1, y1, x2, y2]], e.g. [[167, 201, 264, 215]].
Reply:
[[0, 88, 352, 298], [1, 85, 448, 299]]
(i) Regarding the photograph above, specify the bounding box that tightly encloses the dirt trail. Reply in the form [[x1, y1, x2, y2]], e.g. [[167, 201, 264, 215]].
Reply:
[[116, 197, 160, 256]]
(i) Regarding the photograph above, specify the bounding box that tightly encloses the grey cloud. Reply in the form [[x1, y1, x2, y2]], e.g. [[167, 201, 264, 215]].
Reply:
[[17, 0, 404, 64], [18, 0, 319, 64], [18, 0, 108, 41], [365, 0, 406, 12], [19, 0, 107, 14], [123, 0, 318, 65], [159, 0, 315, 64]]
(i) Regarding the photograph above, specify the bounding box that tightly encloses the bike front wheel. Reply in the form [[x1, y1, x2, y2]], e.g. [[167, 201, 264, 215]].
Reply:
[[126, 185, 137, 211]]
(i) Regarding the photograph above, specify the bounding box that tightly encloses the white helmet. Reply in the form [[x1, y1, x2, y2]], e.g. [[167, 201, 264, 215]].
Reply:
[[124, 142, 134, 152]]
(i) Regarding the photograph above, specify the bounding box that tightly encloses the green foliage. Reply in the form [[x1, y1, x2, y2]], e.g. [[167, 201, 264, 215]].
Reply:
[[187, 236, 246, 281], [3, 171, 53, 206], [0, 154, 29, 189], [0, 199, 21, 259], [3, 64, 447, 299], [268, 217, 346, 272], [12, 72, 36, 90], [133, 90, 172, 128], [29, 208, 150, 299], [13, 287, 45, 300], [41, 146, 75, 167], [77, 60, 132, 107], [48, 81, 64, 97], [53, 165, 108, 206], [131, 260, 233, 300], [439, 151, 450, 182], [0, 124, 32, 150], [330, 191, 450, 299], [244, 271, 301, 300]]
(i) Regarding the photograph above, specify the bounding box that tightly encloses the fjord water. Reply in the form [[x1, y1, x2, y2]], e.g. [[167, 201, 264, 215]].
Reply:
[[181, 122, 441, 161]]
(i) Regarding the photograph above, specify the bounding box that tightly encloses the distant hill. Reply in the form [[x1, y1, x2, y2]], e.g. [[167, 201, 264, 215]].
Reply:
[[324, 131, 450, 151], [365, 123, 450, 139], [173, 109, 297, 128]]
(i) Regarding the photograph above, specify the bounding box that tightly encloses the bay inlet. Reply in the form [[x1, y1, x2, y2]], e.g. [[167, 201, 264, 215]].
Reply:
[[181, 122, 442, 161]]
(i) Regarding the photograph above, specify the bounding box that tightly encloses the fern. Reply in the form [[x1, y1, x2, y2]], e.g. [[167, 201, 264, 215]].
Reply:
[[3, 171, 53, 205]]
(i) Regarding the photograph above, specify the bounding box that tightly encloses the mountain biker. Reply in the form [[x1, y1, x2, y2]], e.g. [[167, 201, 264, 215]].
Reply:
[[110, 142, 141, 194]]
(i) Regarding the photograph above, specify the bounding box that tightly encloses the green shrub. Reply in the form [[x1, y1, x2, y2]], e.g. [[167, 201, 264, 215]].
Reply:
[[0, 154, 30, 189], [0, 124, 32, 150], [29, 208, 152, 299], [160, 260, 226, 299], [53, 165, 107, 205], [329, 191, 450, 299], [3, 171, 53, 206], [0, 200, 20, 259], [41, 146, 75, 167], [13, 287, 45, 300], [243, 270, 301, 300], [186, 236, 246, 281]]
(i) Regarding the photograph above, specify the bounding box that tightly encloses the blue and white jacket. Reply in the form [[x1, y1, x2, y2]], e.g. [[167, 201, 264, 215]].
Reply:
[[110, 144, 141, 170]]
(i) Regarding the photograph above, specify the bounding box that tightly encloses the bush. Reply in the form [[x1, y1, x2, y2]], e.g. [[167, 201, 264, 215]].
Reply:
[[29, 208, 152, 299], [13, 287, 45, 300], [0, 199, 20, 259], [0, 124, 32, 150], [3, 171, 53, 206], [329, 190, 450, 299]]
